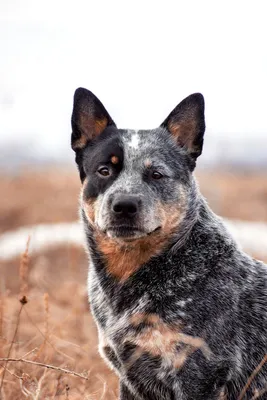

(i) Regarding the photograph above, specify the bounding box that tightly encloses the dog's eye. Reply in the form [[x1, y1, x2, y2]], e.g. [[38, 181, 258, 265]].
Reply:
[[97, 167, 110, 177], [151, 171, 163, 180]]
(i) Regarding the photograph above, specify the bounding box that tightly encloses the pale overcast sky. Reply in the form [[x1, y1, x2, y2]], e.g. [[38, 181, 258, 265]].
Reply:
[[0, 0, 267, 162]]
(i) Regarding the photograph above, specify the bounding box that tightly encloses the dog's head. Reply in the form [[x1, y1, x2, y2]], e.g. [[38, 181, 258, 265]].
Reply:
[[71, 88, 205, 242]]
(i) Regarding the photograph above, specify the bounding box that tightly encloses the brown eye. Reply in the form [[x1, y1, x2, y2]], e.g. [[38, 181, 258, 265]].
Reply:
[[151, 171, 163, 180], [98, 167, 110, 177]]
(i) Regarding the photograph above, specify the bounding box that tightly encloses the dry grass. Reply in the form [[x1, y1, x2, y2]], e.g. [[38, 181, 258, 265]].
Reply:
[[197, 170, 267, 222], [0, 167, 267, 399], [0, 243, 118, 399], [0, 167, 79, 234]]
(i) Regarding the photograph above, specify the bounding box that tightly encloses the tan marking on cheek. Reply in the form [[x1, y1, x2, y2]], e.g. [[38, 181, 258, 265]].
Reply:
[[81, 179, 100, 225], [95, 232, 170, 281], [125, 314, 211, 369], [157, 203, 182, 234], [157, 187, 187, 235], [83, 199, 96, 224], [81, 177, 88, 192], [111, 155, 119, 164]]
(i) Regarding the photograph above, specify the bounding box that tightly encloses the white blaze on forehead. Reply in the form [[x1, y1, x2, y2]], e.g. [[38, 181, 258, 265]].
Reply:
[[128, 130, 140, 150]]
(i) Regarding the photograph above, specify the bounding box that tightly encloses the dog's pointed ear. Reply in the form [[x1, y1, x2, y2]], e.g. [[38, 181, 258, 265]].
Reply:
[[71, 88, 116, 151], [161, 93, 205, 160]]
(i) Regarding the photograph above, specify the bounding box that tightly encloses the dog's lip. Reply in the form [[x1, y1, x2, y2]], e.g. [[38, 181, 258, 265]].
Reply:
[[148, 226, 161, 235], [105, 225, 161, 236], [107, 226, 143, 234]]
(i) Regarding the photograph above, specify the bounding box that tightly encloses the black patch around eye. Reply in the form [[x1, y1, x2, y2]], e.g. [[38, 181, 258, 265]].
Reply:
[[82, 129, 124, 198], [87, 129, 124, 171], [97, 166, 111, 176], [83, 168, 118, 199]]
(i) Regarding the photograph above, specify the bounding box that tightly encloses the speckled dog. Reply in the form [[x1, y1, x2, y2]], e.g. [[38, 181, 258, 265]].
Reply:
[[71, 88, 267, 400]]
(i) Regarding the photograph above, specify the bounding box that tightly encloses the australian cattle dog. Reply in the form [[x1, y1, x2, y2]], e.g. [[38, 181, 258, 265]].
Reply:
[[71, 88, 267, 399]]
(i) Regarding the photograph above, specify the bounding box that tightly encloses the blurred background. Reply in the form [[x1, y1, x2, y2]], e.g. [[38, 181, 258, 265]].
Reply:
[[0, 1, 267, 399]]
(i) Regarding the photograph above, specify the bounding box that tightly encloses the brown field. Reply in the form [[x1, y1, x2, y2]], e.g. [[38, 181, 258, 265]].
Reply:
[[0, 167, 267, 399]]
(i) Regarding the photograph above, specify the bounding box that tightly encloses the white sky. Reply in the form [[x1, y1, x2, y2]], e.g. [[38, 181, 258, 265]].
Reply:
[[0, 0, 267, 160]]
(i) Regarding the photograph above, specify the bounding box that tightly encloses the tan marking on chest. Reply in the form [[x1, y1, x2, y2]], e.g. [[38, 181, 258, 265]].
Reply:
[[125, 313, 211, 369], [95, 233, 170, 281], [131, 313, 160, 326]]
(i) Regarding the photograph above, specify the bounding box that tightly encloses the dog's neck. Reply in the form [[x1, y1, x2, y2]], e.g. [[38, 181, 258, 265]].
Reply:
[[170, 175, 201, 252]]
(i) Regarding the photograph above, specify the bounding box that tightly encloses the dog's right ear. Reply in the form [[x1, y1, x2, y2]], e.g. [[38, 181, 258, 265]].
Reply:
[[71, 88, 116, 151]]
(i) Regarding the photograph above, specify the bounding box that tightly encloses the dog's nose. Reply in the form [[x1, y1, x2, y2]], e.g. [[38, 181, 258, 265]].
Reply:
[[112, 195, 140, 217]]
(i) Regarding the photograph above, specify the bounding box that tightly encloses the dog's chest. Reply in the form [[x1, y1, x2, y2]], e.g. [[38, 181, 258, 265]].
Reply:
[[88, 269, 210, 379]]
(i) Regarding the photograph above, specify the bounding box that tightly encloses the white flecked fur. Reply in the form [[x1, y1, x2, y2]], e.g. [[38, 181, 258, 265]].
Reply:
[[127, 130, 140, 150]]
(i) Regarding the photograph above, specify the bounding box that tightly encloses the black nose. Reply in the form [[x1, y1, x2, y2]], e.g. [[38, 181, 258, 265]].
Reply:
[[112, 195, 140, 217]]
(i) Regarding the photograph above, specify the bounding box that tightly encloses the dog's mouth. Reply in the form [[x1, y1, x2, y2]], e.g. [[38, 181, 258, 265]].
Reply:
[[105, 225, 161, 240]]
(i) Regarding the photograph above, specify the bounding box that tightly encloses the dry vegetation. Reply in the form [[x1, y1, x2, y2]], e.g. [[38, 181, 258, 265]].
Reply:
[[0, 166, 267, 399], [0, 243, 118, 399]]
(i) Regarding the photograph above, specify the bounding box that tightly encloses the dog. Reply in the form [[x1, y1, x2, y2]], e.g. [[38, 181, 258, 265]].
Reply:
[[71, 88, 267, 399]]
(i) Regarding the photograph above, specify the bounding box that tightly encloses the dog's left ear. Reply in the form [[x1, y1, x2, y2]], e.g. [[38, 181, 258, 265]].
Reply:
[[71, 87, 116, 151], [161, 93, 205, 160]]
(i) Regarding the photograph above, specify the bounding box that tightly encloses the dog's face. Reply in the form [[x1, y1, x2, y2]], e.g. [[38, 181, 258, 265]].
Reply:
[[71, 88, 205, 241]]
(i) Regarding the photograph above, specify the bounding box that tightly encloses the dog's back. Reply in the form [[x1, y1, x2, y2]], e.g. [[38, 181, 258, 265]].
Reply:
[[71, 88, 267, 399]]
